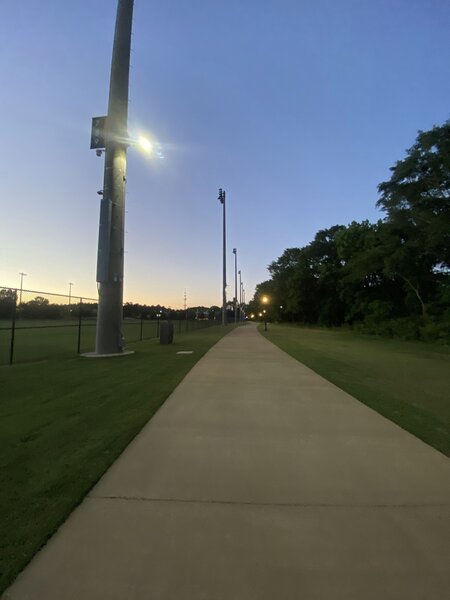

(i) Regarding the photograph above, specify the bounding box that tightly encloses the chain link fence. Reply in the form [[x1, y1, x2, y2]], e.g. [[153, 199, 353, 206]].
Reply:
[[0, 286, 218, 365]]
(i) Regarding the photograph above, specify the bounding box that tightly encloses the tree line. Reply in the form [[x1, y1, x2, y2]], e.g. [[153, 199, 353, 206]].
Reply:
[[0, 293, 98, 320], [0, 290, 222, 322], [122, 302, 221, 321], [249, 121, 450, 342]]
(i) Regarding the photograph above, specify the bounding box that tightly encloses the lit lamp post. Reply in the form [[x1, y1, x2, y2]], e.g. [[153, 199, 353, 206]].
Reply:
[[238, 270, 242, 321], [261, 295, 269, 331], [91, 0, 134, 356], [156, 311, 162, 337], [232, 248, 238, 323]]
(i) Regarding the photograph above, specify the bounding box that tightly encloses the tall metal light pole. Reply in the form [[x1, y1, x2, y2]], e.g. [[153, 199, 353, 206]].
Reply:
[[94, 0, 134, 355], [232, 248, 238, 323], [238, 270, 242, 321], [68, 282, 74, 306], [218, 189, 226, 325], [18, 272, 27, 305]]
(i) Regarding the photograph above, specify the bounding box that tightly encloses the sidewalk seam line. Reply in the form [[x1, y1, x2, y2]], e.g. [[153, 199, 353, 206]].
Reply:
[[87, 495, 450, 508]]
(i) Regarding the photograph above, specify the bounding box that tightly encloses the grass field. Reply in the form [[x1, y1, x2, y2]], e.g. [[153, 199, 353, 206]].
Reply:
[[0, 318, 214, 365], [0, 323, 237, 593], [261, 323, 450, 456]]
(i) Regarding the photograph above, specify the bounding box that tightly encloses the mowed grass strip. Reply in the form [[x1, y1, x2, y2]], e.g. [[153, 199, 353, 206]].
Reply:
[[260, 324, 450, 456], [0, 324, 236, 593], [0, 319, 212, 365]]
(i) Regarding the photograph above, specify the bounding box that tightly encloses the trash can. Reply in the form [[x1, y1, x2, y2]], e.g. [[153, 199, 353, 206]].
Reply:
[[160, 320, 174, 345]]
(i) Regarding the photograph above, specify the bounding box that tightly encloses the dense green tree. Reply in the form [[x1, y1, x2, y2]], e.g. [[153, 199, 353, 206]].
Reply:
[[336, 221, 388, 322], [265, 227, 346, 324], [377, 121, 450, 267], [21, 297, 62, 320], [267, 251, 302, 320], [250, 120, 450, 340], [377, 122, 450, 316], [287, 246, 320, 323], [308, 226, 346, 325], [0, 289, 16, 319]]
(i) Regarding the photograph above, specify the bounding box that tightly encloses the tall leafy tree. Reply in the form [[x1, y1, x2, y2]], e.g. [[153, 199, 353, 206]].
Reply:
[[377, 121, 450, 315], [377, 121, 450, 258], [307, 226, 346, 325], [251, 120, 450, 338], [267, 249, 303, 320]]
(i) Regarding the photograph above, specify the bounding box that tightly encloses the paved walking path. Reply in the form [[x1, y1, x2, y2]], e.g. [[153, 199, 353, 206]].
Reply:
[[5, 324, 450, 599]]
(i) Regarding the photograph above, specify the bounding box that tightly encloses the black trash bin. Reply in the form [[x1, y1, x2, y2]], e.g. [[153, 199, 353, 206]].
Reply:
[[160, 320, 174, 344]]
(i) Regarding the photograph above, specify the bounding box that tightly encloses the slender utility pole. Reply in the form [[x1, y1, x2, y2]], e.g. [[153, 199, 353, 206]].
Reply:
[[233, 248, 237, 323], [238, 270, 242, 321], [95, 0, 134, 354], [18, 272, 27, 305], [218, 189, 226, 325], [68, 282, 74, 306]]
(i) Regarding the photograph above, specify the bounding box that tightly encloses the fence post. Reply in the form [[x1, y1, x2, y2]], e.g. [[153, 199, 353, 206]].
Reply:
[[77, 298, 83, 354], [140, 313, 144, 341], [9, 289, 18, 366]]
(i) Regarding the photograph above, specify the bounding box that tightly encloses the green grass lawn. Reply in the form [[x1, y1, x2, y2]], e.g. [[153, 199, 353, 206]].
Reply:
[[0, 324, 236, 593], [0, 318, 214, 365], [261, 324, 450, 456]]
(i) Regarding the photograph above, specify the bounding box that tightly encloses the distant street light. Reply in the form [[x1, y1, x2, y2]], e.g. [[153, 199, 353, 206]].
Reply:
[[18, 272, 27, 305], [68, 282, 74, 306], [233, 248, 238, 323], [218, 188, 227, 325], [156, 311, 162, 337], [261, 295, 269, 331], [238, 270, 242, 321]]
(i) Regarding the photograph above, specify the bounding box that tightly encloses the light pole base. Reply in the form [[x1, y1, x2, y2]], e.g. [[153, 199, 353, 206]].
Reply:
[[81, 350, 135, 359]]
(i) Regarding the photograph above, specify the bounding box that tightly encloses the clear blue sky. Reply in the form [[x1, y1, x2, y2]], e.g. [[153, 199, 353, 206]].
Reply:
[[1, 0, 449, 307]]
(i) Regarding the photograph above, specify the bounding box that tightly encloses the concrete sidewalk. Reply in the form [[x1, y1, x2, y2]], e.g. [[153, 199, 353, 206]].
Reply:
[[5, 324, 450, 599]]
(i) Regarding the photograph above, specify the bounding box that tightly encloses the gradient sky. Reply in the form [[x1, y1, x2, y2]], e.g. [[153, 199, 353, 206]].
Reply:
[[1, 0, 449, 307]]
